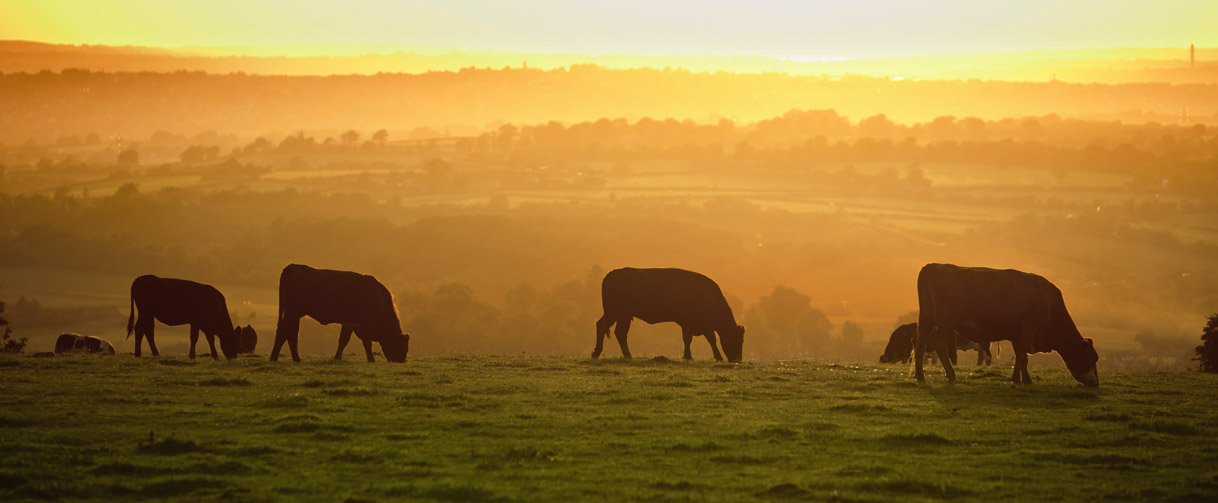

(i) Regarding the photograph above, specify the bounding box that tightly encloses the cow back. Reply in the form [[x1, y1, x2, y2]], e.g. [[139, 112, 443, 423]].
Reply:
[[279, 264, 403, 340], [602, 267, 737, 332]]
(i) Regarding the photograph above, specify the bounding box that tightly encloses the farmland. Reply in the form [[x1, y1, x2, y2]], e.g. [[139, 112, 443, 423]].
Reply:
[[1, 354, 1216, 502]]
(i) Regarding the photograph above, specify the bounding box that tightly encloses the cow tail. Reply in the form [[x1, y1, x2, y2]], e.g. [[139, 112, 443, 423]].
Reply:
[[125, 286, 136, 340]]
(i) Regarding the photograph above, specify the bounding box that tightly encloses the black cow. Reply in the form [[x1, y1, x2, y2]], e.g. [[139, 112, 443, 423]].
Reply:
[[593, 267, 745, 362], [272, 264, 409, 363], [914, 263, 1099, 386], [54, 334, 115, 355], [879, 322, 992, 366], [126, 275, 240, 360], [234, 325, 257, 354]]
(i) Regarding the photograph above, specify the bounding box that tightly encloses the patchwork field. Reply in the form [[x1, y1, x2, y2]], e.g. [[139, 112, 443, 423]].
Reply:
[[2, 354, 1216, 502]]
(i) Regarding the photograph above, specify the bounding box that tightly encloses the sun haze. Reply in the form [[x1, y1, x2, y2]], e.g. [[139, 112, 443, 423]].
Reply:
[[2, 0, 1216, 58]]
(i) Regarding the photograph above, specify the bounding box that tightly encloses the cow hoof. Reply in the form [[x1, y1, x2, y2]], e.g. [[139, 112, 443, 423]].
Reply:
[[590, 351, 601, 359]]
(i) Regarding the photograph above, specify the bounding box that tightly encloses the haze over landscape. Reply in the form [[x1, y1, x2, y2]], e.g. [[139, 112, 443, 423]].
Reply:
[[2, 1, 1216, 365], [4, 2, 1218, 502]]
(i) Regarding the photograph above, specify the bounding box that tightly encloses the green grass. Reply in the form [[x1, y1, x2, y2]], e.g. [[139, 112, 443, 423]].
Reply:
[[1, 354, 1217, 502]]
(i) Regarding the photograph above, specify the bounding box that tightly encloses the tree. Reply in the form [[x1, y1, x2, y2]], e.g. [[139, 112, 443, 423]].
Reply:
[[1195, 314, 1218, 373], [839, 321, 864, 349], [756, 285, 832, 356], [372, 129, 389, 143], [117, 148, 139, 166], [341, 130, 360, 145], [0, 299, 28, 354]]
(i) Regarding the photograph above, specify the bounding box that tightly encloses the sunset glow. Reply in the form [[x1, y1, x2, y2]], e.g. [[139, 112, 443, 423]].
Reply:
[[3, 0, 1216, 58], [2, 2, 1218, 501]]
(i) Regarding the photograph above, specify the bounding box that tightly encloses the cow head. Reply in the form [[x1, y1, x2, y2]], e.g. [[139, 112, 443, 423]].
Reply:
[[1061, 337, 1099, 387], [217, 326, 240, 361], [380, 332, 410, 363], [720, 325, 745, 363]]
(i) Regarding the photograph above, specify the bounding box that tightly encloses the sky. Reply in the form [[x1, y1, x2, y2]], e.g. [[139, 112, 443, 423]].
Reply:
[[1, 0, 1215, 58]]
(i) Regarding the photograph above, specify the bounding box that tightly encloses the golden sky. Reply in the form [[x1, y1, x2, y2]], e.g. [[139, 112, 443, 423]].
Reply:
[[1, 0, 1215, 58]]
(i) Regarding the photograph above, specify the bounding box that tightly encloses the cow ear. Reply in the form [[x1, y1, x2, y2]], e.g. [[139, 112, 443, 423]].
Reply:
[[737, 324, 745, 335], [1084, 337, 1094, 346]]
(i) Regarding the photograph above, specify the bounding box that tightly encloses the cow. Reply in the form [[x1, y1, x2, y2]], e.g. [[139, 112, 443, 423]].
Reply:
[[271, 264, 409, 363], [54, 334, 115, 355], [879, 322, 993, 366], [234, 325, 257, 354], [593, 267, 745, 363], [126, 275, 240, 360], [914, 263, 1099, 386]]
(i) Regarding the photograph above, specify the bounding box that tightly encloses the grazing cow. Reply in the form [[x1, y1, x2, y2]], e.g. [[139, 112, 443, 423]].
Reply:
[[914, 263, 1099, 386], [272, 264, 409, 363], [879, 322, 992, 366], [234, 325, 258, 354], [126, 275, 240, 360], [593, 267, 745, 362], [54, 334, 115, 355]]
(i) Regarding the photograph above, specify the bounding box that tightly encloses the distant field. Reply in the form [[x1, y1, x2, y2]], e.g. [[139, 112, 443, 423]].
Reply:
[[1, 354, 1216, 502]]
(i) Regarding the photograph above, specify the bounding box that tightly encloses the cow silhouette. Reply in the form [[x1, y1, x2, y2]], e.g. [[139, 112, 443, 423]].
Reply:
[[915, 263, 1098, 386], [234, 325, 257, 354], [594, 267, 744, 362], [54, 334, 115, 355], [879, 322, 992, 366], [126, 275, 240, 360], [272, 264, 409, 363]]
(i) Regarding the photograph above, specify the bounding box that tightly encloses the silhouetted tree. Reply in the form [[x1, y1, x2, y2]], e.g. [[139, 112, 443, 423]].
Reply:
[[839, 321, 864, 349], [1195, 314, 1218, 373], [117, 148, 139, 166], [341, 130, 360, 145], [372, 129, 389, 143], [756, 285, 832, 355], [0, 298, 27, 354]]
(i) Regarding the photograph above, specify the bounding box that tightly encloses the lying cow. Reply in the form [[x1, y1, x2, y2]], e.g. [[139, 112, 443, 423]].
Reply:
[[593, 267, 745, 362], [126, 275, 241, 360], [54, 333, 115, 355], [272, 264, 410, 363], [879, 322, 992, 366], [914, 263, 1099, 386]]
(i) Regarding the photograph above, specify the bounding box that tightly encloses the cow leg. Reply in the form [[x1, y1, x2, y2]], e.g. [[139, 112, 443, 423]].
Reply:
[[362, 337, 375, 363], [189, 326, 199, 359], [145, 324, 160, 357], [914, 325, 934, 382], [932, 327, 957, 382], [681, 327, 695, 360], [614, 317, 633, 359], [592, 315, 613, 358], [334, 325, 354, 360], [204, 331, 219, 361], [1012, 349, 1031, 384], [1011, 338, 1033, 384], [271, 315, 299, 362], [134, 315, 154, 357], [1012, 323, 1036, 384], [287, 330, 301, 363], [703, 332, 724, 362]]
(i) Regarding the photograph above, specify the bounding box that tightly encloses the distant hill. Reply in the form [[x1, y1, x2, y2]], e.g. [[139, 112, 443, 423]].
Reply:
[[2, 40, 1218, 84], [2, 64, 1215, 141]]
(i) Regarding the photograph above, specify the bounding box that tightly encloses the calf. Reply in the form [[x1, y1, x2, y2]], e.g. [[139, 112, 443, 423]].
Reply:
[[54, 334, 115, 355]]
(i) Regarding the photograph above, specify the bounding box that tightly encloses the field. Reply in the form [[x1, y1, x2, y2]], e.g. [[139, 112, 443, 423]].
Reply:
[[2, 354, 1217, 502]]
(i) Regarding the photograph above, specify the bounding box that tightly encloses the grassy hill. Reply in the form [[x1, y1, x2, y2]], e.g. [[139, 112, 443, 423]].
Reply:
[[1, 354, 1215, 502]]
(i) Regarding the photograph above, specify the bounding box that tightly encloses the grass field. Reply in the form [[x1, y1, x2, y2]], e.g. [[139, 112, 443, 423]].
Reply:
[[2, 354, 1216, 502]]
